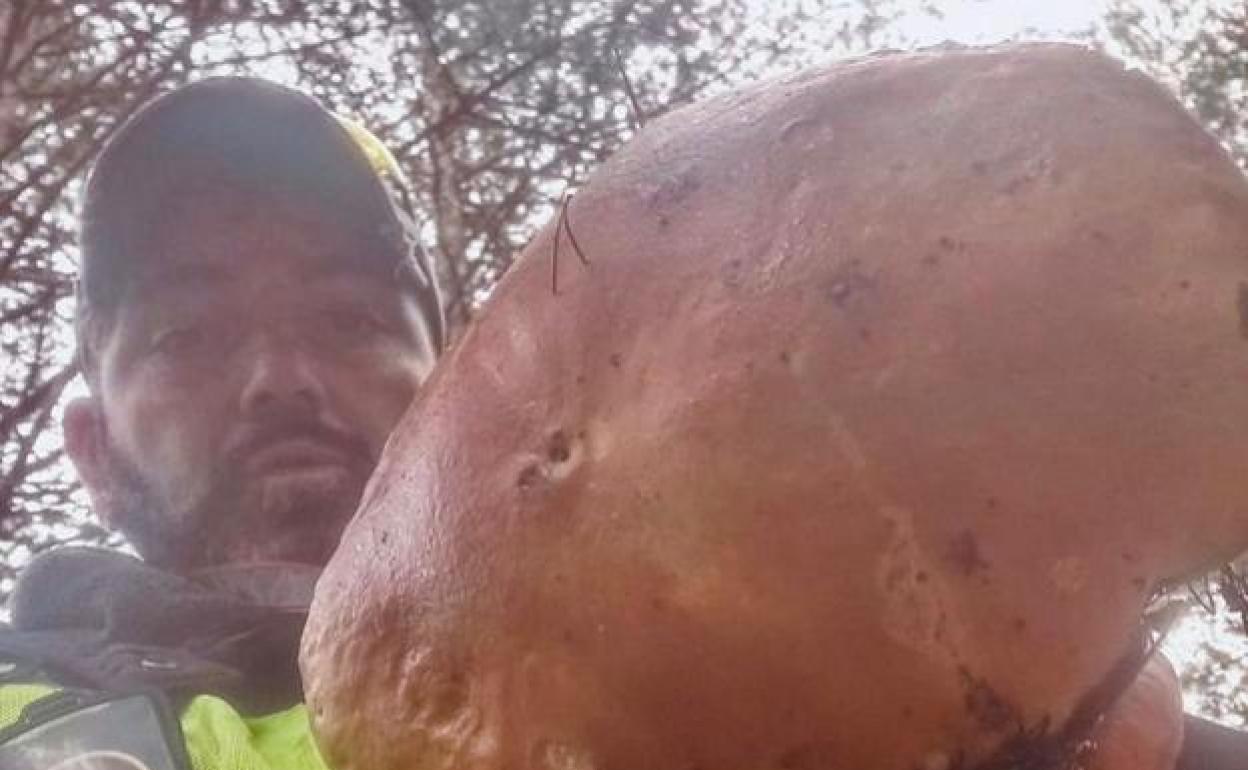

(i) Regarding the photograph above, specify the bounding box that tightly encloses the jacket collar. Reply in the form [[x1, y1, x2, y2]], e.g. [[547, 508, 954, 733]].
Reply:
[[3, 547, 318, 714]]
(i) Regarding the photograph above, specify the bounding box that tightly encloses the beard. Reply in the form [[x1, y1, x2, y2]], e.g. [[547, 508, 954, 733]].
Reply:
[[100, 434, 372, 570]]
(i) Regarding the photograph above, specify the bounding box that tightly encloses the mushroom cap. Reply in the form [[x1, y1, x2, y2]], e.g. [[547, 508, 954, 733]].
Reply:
[[303, 43, 1248, 770]]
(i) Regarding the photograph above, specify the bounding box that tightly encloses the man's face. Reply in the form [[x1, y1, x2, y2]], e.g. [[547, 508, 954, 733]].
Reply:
[[66, 192, 436, 568]]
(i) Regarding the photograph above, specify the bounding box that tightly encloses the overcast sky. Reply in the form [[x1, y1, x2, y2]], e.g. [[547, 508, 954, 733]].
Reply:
[[900, 0, 1107, 42]]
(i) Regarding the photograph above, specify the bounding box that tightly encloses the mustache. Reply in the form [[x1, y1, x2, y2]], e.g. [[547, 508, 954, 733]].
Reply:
[[224, 417, 373, 469]]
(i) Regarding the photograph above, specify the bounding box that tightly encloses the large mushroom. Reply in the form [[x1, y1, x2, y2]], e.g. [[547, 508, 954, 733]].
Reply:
[[302, 43, 1248, 770]]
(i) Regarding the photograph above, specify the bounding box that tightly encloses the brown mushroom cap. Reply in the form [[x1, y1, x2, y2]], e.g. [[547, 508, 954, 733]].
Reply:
[[302, 43, 1248, 770]]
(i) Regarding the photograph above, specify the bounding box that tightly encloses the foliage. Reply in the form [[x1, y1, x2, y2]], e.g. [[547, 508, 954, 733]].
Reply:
[[1101, 0, 1248, 164]]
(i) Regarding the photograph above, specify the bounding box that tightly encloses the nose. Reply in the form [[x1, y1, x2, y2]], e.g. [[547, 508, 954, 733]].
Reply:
[[238, 336, 328, 418]]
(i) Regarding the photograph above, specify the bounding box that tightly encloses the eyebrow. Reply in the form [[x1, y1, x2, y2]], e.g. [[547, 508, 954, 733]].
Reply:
[[140, 262, 231, 292], [139, 256, 385, 293], [144, 255, 374, 285]]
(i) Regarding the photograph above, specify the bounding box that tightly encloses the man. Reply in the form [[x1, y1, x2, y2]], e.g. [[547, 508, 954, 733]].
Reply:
[[0, 77, 443, 769]]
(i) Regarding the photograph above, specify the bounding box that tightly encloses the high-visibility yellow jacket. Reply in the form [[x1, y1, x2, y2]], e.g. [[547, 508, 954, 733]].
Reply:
[[0, 548, 331, 770]]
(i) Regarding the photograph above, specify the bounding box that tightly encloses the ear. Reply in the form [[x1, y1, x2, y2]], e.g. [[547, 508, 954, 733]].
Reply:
[[63, 397, 118, 527]]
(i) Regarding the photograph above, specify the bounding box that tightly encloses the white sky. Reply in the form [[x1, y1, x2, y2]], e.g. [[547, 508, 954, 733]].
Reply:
[[898, 0, 1109, 43]]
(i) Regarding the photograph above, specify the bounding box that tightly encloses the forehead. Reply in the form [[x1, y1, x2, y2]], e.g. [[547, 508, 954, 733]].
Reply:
[[131, 188, 398, 295]]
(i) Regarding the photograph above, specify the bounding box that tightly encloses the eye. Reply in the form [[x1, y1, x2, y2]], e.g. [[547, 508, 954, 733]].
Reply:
[[149, 325, 205, 357], [321, 306, 388, 342]]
